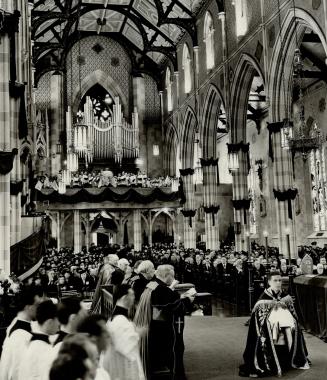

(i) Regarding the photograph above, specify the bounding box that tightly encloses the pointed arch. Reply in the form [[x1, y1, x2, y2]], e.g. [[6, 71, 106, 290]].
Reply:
[[201, 84, 225, 159], [164, 122, 179, 176], [165, 67, 173, 112], [204, 11, 215, 70], [230, 53, 265, 142], [182, 43, 192, 94], [180, 106, 197, 169], [268, 8, 327, 122], [71, 69, 128, 116]]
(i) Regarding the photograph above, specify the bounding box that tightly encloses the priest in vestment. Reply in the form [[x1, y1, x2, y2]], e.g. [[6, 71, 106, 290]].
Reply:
[[91, 254, 119, 313], [239, 271, 310, 378], [102, 284, 145, 380], [134, 264, 195, 380]]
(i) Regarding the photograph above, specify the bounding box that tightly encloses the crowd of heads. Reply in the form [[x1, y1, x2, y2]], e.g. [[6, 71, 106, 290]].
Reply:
[[1, 240, 327, 379], [2, 241, 327, 310], [35, 169, 176, 191]]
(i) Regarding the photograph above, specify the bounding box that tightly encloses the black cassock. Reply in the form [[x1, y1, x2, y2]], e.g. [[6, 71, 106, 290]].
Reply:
[[239, 288, 309, 378], [149, 278, 192, 380]]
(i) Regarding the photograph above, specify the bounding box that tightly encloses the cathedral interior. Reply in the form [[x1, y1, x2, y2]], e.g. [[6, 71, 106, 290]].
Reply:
[[1, 0, 327, 379]]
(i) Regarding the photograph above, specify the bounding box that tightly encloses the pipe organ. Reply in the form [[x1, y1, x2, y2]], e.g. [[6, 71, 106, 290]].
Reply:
[[67, 96, 139, 166]]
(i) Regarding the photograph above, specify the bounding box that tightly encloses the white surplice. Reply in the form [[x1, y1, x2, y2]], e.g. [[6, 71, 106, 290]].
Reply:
[[18, 331, 55, 380], [0, 318, 32, 380], [102, 314, 145, 380]]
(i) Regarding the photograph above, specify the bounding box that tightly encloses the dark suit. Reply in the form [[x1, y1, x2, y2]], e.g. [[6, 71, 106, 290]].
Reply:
[[217, 263, 234, 300]]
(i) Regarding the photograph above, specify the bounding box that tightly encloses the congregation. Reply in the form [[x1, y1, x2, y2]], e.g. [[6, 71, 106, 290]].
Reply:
[[0, 242, 326, 379]]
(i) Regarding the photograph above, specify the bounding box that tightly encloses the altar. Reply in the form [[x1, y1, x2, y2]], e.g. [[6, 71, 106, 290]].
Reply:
[[294, 275, 327, 342]]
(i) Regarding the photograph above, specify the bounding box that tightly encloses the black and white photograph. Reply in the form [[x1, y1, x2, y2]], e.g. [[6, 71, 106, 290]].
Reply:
[[0, 0, 327, 379]]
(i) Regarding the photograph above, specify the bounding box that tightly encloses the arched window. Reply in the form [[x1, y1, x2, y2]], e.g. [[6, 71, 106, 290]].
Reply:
[[234, 0, 248, 37], [165, 67, 173, 112], [204, 12, 215, 70], [182, 44, 192, 94]]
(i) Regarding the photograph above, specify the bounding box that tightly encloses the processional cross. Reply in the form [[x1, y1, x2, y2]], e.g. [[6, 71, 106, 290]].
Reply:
[[175, 317, 184, 334]]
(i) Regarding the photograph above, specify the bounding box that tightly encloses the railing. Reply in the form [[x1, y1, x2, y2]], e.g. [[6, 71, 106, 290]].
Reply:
[[99, 283, 212, 319], [101, 288, 114, 319]]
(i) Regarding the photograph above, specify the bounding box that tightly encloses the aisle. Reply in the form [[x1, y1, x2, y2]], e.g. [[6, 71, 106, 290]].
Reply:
[[183, 316, 327, 380]]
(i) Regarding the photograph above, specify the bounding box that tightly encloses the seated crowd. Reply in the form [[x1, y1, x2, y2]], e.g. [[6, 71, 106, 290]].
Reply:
[[2, 242, 327, 316], [35, 170, 176, 191], [0, 242, 326, 380]]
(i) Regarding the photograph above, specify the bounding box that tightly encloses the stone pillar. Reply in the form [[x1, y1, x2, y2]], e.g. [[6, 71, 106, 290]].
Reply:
[[133, 75, 147, 173], [267, 122, 297, 259], [180, 169, 196, 249], [85, 216, 90, 251], [148, 212, 153, 247], [133, 209, 142, 251], [60, 213, 66, 248], [10, 56, 22, 245], [228, 142, 251, 252], [117, 216, 124, 247], [91, 232, 97, 246], [56, 212, 61, 251], [201, 158, 220, 250], [50, 72, 63, 176], [73, 210, 81, 253], [0, 10, 20, 274]]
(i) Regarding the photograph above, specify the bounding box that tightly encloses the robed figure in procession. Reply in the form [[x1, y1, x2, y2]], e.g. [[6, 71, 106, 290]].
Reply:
[[239, 271, 310, 378], [134, 264, 195, 380]]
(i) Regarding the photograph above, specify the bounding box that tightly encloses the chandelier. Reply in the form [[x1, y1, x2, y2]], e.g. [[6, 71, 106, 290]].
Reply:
[[193, 132, 203, 185], [281, 48, 321, 159]]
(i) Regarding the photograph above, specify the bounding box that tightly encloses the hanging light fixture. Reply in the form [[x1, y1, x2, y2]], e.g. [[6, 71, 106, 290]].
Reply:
[[193, 132, 203, 185], [62, 169, 71, 185], [278, 0, 321, 159], [58, 181, 66, 194], [228, 150, 239, 171], [67, 151, 78, 172], [171, 177, 179, 192]]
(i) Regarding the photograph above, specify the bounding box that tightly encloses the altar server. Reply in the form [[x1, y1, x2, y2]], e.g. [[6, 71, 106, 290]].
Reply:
[[0, 286, 43, 380]]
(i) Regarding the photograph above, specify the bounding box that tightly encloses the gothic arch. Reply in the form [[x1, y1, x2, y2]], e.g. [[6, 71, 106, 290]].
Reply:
[[71, 69, 128, 116], [164, 122, 179, 176], [200, 84, 225, 159], [268, 8, 327, 121], [90, 211, 118, 231], [180, 106, 197, 169], [230, 53, 265, 142], [151, 209, 176, 240]]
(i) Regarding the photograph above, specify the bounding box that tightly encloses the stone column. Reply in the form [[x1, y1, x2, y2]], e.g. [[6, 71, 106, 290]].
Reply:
[[228, 142, 251, 252], [56, 212, 61, 251], [85, 216, 90, 251], [133, 209, 142, 251], [201, 158, 220, 250], [133, 75, 147, 173], [267, 122, 297, 259], [0, 10, 20, 274], [148, 212, 153, 247], [91, 232, 97, 246], [50, 72, 63, 176], [73, 209, 81, 253], [60, 213, 66, 248], [180, 169, 196, 249]]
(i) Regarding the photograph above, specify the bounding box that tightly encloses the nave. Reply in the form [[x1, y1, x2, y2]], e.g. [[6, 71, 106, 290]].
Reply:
[[183, 316, 327, 380]]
